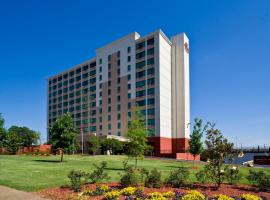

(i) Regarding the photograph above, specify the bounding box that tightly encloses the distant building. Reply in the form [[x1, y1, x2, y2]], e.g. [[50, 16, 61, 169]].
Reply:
[[47, 29, 193, 159]]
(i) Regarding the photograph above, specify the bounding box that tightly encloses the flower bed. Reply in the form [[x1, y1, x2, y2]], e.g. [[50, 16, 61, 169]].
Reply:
[[39, 183, 269, 200]]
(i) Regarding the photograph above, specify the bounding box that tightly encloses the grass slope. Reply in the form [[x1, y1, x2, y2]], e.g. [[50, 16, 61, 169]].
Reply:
[[0, 155, 269, 191]]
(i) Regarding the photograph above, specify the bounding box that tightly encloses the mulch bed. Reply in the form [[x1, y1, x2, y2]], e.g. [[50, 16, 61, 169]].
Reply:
[[39, 182, 270, 200]]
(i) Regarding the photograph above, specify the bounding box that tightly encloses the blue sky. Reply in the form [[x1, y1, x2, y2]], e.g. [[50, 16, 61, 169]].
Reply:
[[0, 0, 269, 146]]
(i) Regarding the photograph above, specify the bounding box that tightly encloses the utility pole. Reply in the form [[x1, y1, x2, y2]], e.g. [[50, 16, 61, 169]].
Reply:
[[81, 125, 84, 155]]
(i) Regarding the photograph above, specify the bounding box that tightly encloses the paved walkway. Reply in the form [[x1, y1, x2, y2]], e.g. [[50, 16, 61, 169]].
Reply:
[[0, 186, 49, 200]]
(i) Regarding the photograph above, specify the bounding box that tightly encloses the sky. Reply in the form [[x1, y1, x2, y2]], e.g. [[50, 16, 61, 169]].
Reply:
[[0, 0, 269, 147]]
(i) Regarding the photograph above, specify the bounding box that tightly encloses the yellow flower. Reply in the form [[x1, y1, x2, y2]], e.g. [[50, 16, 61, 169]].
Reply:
[[148, 192, 166, 200], [104, 190, 121, 200], [162, 191, 175, 198], [214, 194, 234, 200], [182, 190, 205, 200], [239, 194, 262, 200], [121, 187, 136, 196]]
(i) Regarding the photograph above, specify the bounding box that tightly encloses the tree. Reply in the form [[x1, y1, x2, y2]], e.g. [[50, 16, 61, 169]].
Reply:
[[189, 118, 208, 160], [0, 113, 7, 148], [8, 126, 40, 147], [125, 107, 148, 167], [48, 113, 78, 162], [204, 123, 234, 188], [89, 135, 101, 155], [5, 125, 40, 154], [101, 138, 124, 155], [6, 131, 21, 154]]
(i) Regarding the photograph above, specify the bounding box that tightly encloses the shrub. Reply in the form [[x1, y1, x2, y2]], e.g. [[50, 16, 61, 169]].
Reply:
[[213, 194, 234, 200], [121, 186, 136, 196], [89, 161, 110, 183], [247, 170, 270, 191], [120, 162, 143, 187], [148, 192, 166, 200], [195, 168, 208, 184], [68, 170, 88, 192], [166, 166, 190, 187], [181, 190, 205, 200], [104, 190, 121, 200], [143, 168, 162, 188], [225, 165, 242, 185], [95, 184, 110, 195], [239, 194, 262, 200]]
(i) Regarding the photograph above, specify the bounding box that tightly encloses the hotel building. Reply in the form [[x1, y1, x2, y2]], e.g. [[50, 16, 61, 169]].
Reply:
[[47, 29, 191, 158]]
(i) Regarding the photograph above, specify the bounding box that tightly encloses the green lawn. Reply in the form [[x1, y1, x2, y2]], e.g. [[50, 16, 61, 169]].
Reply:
[[0, 155, 269, 192]]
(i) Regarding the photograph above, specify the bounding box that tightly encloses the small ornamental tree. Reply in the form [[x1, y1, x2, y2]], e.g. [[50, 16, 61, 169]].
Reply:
[[189, 118, 208, 160], [204, 123, 234, 188], [49, 113, 78, 162], [0, 113, 7, 148], [89, 135, 101, 155], [126, 107, 148, 167]]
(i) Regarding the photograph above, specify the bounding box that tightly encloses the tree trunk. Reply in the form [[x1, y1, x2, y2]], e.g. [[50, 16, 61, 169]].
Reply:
[[135, 158, 138, 168], [60, 149, 64, 162]]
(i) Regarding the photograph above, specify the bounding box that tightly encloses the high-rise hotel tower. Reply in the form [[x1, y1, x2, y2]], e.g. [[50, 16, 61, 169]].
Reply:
[[47, 29, 191, 158]]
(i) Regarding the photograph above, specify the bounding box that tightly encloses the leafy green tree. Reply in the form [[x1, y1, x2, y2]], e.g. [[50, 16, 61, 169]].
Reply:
[[189, 118, 208, 160], [126, 107, 148, 167], [89, 135, 101, 155], [6, 131, 21, 154], [101, 138, 124, 155], [204, 123, 234, 188], [8, 126, 40, 147], [49, 113, 78, 162], [0, 113, 7, 148]]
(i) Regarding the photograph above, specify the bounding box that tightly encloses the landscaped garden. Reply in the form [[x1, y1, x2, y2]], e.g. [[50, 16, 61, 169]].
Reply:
[[0, 155, 270, 199]]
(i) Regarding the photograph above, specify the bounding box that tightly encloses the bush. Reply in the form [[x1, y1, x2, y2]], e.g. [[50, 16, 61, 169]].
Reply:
[[247, 170, 270, 191], [89, 161, 110, 183], [120, 162, 143, 187], [166, 166, 190, 187], [68, 170, 88, 192], [143, 168, 162, 188], [104, 190, 121, 200], [94, 184, 110, 195], [195, 168, 208, 184], [162, 191, 175, 198], [239, 194, 262, 200], [225, 165, 242, 185], [181, 190, 205, 200]]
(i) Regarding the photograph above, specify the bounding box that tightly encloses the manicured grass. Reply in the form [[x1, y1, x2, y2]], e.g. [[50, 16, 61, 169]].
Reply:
[[0, 155, 269, 192]]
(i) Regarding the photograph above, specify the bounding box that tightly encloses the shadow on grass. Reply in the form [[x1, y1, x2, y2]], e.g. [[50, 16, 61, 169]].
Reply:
[[105, 167, 123, 171], [33, 159, 66, 163]]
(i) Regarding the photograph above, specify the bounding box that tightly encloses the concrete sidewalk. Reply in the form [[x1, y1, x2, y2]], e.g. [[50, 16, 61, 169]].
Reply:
[[0, 186, 49, 200]]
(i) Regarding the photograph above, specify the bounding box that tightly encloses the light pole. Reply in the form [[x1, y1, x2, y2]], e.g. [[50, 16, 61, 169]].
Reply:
[[80, 125, 84, 155]]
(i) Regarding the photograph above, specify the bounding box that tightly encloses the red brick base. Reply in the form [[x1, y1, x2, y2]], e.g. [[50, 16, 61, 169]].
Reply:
[[148, 137, 200, 160]]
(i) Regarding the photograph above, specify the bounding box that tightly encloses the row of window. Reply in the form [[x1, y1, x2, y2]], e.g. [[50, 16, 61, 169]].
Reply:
[[136, 38, 155, 50]]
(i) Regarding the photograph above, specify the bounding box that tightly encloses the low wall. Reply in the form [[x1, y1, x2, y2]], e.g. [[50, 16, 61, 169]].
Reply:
[[254, 156, 270, 165]]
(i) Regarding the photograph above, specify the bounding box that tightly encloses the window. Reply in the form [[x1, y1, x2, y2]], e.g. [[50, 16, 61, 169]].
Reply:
[[127, 46, 131, 53], [117, 104, 121, 111], [90, 70, 96, 76], [99, 83, 102, 89], [136, 41, 145, 50], [127, 55, 131, 62], [148, 119, 155, 126], [127, 65, 131, 72], [69, 71, 74, 76], [136, 80, 145, 88], [99, 75, 102, 81], [117, 68, 120, 75], [128, 83, 131, 90], [99, 58, 102, 64], [147, 78, 155, 85], [90, 78, 96, 84], [147, 58, 155, 65], [76, 83, 81, 89], [147, 38, 154, 45], [108, 115, 111, 121], [83, 65, 88, 71], [148, 67, 155, 75], [108, 98, 111, 104], [128, 102, 131, 109], [136, 90, 145, 97], [63, 73, 68, 79], [76, 76, 81, 81], [108, 81, 111, 86], [128, 74, 131, 80], [117, 86, 120, 93], [117, 77, 121, 84], [148, 88, 155, 95], [108, 63, 111, 70], [128, 111, 131, 117], [117, 95, 121, 102], [136, 51, 145, 59], [82, 73, 88, 79], [108, 89, 111, 95], [108, 55, 111, 61], [117, 122, 121, 129], [90, 62, 96, 68], [99, 91, 102, 97], [117, 131, 121, 136], [147, 48, 154, 55], [136, 61, 145, 69], [99, 100, 102, 106], [128, 93, 131, 99], [108, 106, 111, 112], [69, 78, 74, 84], [108, 72, 111, 78], [76, 68, 81, 74], [99, 67, 102, 72], [117, 60, 121, 66], [117, 113, 121, 120], [99, 108, 102, 114], [136, 71, 145, 78], [117, 51, 120, 58], [108, 124, 111, 130]]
